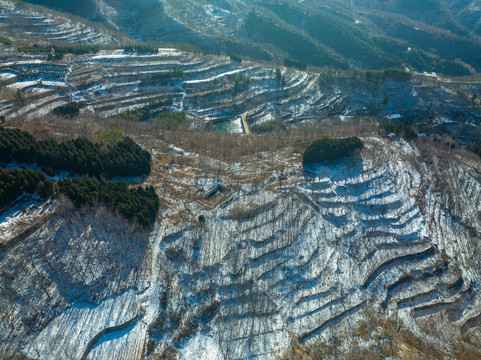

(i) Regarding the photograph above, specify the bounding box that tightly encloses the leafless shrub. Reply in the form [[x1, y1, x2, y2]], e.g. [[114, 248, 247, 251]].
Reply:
[[8, 115, 98, 142], [165, 247, 186, 263], [172, 314, 199, 346], [153, 344, 177, 360], [227, 201, 261, 220], [279, 305, 481, 360], [146, 339, 156, 354], [413, 135, 480, 215], [8, 114, 376, 160]]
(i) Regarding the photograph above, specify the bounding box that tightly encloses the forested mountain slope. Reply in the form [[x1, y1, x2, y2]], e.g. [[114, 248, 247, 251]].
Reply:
[[19, 0, 481, 75]]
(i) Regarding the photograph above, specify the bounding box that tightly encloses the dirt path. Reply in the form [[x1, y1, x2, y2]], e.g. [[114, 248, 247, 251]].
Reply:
[[240, 113, 251, 135], [239, 104, 265, 135]]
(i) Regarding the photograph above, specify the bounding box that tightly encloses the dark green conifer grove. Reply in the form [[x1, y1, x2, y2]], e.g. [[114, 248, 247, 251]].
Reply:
[[303, 136, 363, 165], [0, 128, 151, 178]]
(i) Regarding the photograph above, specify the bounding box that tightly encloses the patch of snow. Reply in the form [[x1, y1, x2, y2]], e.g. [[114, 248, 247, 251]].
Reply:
[[179, 334, 224, 360]]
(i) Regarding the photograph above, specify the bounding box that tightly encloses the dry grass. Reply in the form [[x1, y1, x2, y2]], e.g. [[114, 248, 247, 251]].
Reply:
[[0, 116, 379, 230], [227, 201, 261, 220], [6, 115, 377, 160], [7, 116, 100, 142], [279, 306, 481, 360], [11, 115, 481, 232]]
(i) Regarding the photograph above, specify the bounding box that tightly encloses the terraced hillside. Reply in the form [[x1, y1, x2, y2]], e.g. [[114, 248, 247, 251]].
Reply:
[[1, 1, 481, 358], [1, 135, 481, 359], [1, 49, 481, 135], [0, 0, 118, 44]]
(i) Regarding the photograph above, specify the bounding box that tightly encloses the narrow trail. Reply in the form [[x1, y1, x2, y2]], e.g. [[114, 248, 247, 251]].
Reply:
[[240, 113, 251, 135], [239, 104, 264, 135]]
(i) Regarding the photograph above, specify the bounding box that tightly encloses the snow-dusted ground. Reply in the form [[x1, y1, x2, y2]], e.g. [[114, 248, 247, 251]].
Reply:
[[1, 49, 480, 130], [0, 198, 55, 244], [1, 138, 481, 359], [0, 0, 118, 44]]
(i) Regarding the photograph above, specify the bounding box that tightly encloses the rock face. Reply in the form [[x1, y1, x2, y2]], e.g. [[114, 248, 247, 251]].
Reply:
[[1, 138, 481, 359]]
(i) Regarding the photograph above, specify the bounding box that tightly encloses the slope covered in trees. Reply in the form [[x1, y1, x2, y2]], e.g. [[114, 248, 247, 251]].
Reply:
[[0, 128, 151, 178], [379, 120, 417, 141], [0, 168, 54, 209], [52, 103, 80, 118], [22, 0, 96, 17], [19, 0, 480, 75], [303, 136, 363, 165], [58, 177, 159, 228], [0, 168, 159, 229]]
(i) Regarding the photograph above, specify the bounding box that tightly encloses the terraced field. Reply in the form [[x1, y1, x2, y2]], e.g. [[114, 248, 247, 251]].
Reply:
[[1, 137, 481, 359], [1, 49, 481, 134], [140, 139, 481, 359], [1, 1, 481, 359], [0, 0, 117, 44]]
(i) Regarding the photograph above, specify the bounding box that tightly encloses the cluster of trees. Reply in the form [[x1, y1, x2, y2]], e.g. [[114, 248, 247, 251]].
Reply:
[[469, 141, 481, 159], [364, 69, 413, 83], [17, 44, 100, 59], [379, 69, 413, 82], [124, 45, 158, 54], [0, 128, 151, 178], [0, 36, 12, 46], [154, 111, 186, 130], [233, 73, 251, 92], [379, 120, 417, 140], [284, 58, 307, 71], [0, 168, 159, 228], [0, 168, 54, 209], [229, 53, 242, 63], [251, 118, 286, 133], [52, 103, 80, 118], [58, 177, 159, 228], [303, 136, 363, 165], [140, 70, 185, 86], [119, 96, 173, 122], [275, 68, 285, 86], [18, 44, 51, 54], [50, 44, 100, 60]]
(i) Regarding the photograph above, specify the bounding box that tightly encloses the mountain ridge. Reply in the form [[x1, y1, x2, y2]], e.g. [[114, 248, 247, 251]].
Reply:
[[18, 0, 481, 75]]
